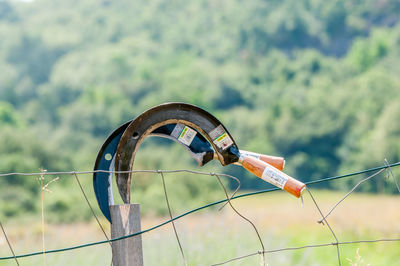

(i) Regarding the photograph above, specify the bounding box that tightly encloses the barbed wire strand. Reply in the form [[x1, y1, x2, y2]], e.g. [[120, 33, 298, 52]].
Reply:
[[214, 173, 266, 266], [0, 163, 400, 261], [159, 171, 188, 266], [1, 161, 397, 203], [317, 168, 385, 223], [73, 172, 114, 266], [0, 220, 19, 265], [306, 189, 341, 266], [211, 238, 400, 265], [384, 159, 400, 193], [1, 161, 399, 177]]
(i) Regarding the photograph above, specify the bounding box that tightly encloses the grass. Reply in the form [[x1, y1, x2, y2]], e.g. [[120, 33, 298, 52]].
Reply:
[[0, 190, 399, 265]]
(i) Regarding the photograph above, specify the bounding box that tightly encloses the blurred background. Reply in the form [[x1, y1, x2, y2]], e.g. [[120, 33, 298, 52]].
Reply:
[[0, 0, 400, 265]]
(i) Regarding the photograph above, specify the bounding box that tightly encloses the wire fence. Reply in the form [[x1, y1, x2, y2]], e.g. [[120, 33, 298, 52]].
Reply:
[[1, 161, 400, 265]]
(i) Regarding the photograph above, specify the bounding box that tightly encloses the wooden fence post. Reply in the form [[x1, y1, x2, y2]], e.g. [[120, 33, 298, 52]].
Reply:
[[110, 204, 144, 266]]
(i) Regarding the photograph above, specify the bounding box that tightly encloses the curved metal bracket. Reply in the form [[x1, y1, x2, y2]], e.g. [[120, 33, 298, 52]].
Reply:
[[93, 103, 239, 221], [115, 102, 240, 204]]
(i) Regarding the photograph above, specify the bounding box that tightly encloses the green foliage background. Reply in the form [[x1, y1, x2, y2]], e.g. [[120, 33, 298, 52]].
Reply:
[[1, 0, 400, 220]]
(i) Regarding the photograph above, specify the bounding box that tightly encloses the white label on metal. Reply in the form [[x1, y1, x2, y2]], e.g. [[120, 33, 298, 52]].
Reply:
[[261, 165, 288, 189], [171, 123, 185, 138], [209, 125, 234, 150], [213, 132, 234, 150], [209, 125, 225, 140], [177, 125, 197, 146]]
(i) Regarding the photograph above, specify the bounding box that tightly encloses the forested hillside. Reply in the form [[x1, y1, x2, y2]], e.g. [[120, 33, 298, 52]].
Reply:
[[1, 0, 400, 219]]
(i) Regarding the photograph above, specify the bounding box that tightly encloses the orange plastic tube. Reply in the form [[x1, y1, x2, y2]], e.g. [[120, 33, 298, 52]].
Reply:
[[240, 156, 306, 198], [239, 150, 285, 170]]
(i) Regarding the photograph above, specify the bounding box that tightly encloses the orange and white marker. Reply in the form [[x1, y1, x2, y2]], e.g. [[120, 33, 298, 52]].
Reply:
[[239, 150, 285, 171], [239, 155, 306, 198]]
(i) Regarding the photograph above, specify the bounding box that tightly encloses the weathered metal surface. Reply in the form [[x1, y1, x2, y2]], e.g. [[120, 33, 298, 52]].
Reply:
[[115, 102, 240, 204]]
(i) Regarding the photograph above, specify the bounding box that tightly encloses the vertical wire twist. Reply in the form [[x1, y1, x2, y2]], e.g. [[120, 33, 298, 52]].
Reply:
[[384, 159, 400, 193], [0, 220, 19, 265], [73, 172, 114, 266], [317, 168, 385, 223], [214, 173, 266, 266], [307, 189, 341, 266], [159, 171, 188, 266]]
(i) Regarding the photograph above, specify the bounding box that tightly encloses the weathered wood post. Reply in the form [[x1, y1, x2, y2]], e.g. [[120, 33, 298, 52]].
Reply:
[[110, 204, 144, 266]]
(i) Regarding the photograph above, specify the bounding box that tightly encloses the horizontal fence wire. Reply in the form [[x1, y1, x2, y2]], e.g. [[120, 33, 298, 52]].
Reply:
[[210, 238, 400, 266], [1, 161, 399, 177], [0, 162, 400, 262]]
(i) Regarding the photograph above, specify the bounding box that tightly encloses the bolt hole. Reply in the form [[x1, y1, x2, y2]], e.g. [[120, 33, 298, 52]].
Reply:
[[132, 132, 139, 139], [105, 153, 112, 161]]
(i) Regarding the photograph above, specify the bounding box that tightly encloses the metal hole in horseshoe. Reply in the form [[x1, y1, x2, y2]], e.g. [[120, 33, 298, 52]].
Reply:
[[104, 153, 112, 161], [132, 132, 139, 139]]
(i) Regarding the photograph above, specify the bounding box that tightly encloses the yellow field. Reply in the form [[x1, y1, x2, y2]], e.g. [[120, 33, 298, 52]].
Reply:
[[1, 190, 399, 265]]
